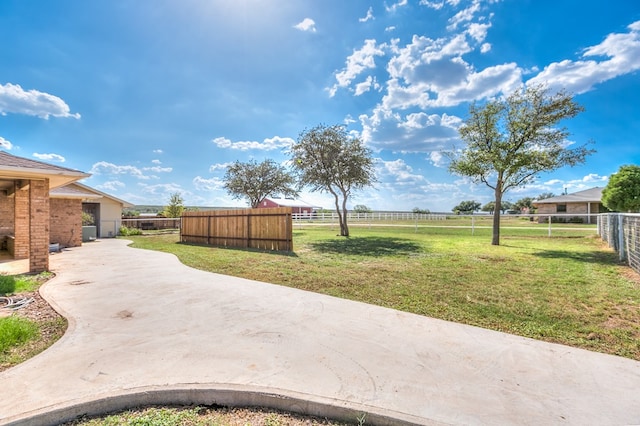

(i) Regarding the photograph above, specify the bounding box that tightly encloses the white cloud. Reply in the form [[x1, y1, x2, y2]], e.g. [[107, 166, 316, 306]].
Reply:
[[360, 109, 462, 152], [359, 7, 374, 22], [209, 162, 232, 172], [151, 159, 161, 164], [33, 152, 65, 162], [480, 43, 491, 53], [354, 75, 381, 96], [294, 18, 316, 32], [581, 173, 608, 183], [143, 166, 173, 173], [344, 115, 357, 125], [212, 135, 293, 151], [385, 26, 396, 32], [96, 180, 125, 192], [466, 22, 491, 43], [528, 20, 640, 94], [383, 59, 521, 110], [138, 182, 183, 195], [0, 136, 13, 150], [329, 39, 386, 97], [193, 176, 224, 191], [385, 0, 408, 13], [420, 0, 445, 9], [0, 83, 80, 119], [90, 161, 151, 180], [379, 158, 426, 184], [447, 0, 481, 31], [532, 174, 608, 195], [429, 151, 448, 168], [153, 149, 163, 154]]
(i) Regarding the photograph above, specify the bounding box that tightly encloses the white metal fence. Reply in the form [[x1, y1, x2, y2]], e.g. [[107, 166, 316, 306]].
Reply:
[[598, 213, 640, 274], [120, 212, 600, 237], [292, 212, 448, 222]]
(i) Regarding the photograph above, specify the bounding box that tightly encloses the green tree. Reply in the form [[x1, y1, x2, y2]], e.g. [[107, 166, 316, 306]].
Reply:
[[122, 209, 140, 217], [223, 159, 298, 208], [482, 201, 496, 214], [412, 207, 431, 214], [482, 199, 517, 214], [163, 192, 185, 218], [353, 204, 372, 213], [602, 165, 640, 212], [500, 200, 515, 213], [448, 85, 593, 245], [514, 197, 535, 212], [291, 124, 376, 237], [537, 192, 555, 200], [453, 200, 481, 214]]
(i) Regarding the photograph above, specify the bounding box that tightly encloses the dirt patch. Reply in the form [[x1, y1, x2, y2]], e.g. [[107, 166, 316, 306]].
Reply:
[[619, 267, 640, 286], [0, 289, 67, 372]]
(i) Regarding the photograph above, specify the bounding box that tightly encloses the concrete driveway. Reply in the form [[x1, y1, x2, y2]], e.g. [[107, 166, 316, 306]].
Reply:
[[2, 238, 640, 425]]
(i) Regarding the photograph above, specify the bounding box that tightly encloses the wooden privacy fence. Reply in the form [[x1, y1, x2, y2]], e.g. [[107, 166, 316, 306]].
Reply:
[[181, 207, 293, 252]]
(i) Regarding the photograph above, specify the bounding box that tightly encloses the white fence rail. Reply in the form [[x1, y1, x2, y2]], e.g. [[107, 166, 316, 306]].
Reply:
[[598, 213, 640, 274], [120, 212, 600, 237], [292, 212, 448, 221]]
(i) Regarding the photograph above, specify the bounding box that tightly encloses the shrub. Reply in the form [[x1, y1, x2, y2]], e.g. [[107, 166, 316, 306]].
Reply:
[[119, 226, 142, 236], [0, 275, 16, 295], [81, 212, 95, 226], [0, 316, 38, 353]]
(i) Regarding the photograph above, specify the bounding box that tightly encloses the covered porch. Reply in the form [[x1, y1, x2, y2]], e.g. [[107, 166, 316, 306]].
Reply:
[[0, 152, 89, 273]]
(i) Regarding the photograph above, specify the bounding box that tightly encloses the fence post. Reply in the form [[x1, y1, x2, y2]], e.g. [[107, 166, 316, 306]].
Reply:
[[548, 215, 552, 237], [618, 214, 625, 261], [471, 215, 475, 236]]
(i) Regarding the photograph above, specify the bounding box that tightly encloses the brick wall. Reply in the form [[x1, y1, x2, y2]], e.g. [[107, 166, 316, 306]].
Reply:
[[50, 198, 82, 247], [567, 203, 588, 214], [0, 190, 14, 240], [29, 179, 49, 273], [13, 181, 30, 259]]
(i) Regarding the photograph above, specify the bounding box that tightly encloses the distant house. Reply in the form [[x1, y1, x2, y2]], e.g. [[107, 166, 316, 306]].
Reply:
[[533, 187, 606, 224], [258, 198, 317, 216]]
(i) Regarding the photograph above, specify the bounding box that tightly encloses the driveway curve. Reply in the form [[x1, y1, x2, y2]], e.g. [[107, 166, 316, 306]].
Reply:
[[1, 239, 640, 425]]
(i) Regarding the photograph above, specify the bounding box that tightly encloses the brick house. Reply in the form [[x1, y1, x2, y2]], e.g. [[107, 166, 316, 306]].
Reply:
[[0, 151, 132, 273], [50, 182, 133, 241], [258, 198, 317, 216], [0, 151, 89, 272], [533, 187, 606, 224]]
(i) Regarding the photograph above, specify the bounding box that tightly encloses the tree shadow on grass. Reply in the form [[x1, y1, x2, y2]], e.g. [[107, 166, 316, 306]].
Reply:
[[310, 236, 424, 257], [532, 249, 620, 265], [177, 241, 299, 257]]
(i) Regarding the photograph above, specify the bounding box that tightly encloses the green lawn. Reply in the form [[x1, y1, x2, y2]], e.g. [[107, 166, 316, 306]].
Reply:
[[125, 225, 640, 360], [0, 272, 63, 371]]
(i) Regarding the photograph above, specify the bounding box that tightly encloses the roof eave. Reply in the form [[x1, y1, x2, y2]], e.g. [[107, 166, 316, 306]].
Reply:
[[0, 166, 90, 189]]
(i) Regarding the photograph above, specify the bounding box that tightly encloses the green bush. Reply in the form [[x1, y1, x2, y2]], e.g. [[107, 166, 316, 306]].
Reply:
[[119, 226, 143, 236], [0, 275, 16, 295], [0, 316, 38, 353], [82, 211, 95, 226]]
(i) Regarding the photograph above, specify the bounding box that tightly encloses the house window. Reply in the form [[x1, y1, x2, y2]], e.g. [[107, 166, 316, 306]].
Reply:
[[557, 204, 567, 213]]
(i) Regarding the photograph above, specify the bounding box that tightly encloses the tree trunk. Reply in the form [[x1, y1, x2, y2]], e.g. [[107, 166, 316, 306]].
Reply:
[[492, 188, 502, 245], [329, 189, 347, 237], [340, 189, 349, 237]]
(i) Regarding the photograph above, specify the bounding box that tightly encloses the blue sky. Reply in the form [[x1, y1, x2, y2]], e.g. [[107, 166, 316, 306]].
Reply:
[[1, 0, 639, 212]]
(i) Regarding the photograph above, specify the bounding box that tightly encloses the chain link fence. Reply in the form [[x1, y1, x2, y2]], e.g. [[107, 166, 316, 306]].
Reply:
[[598, 213, 640, 274]]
